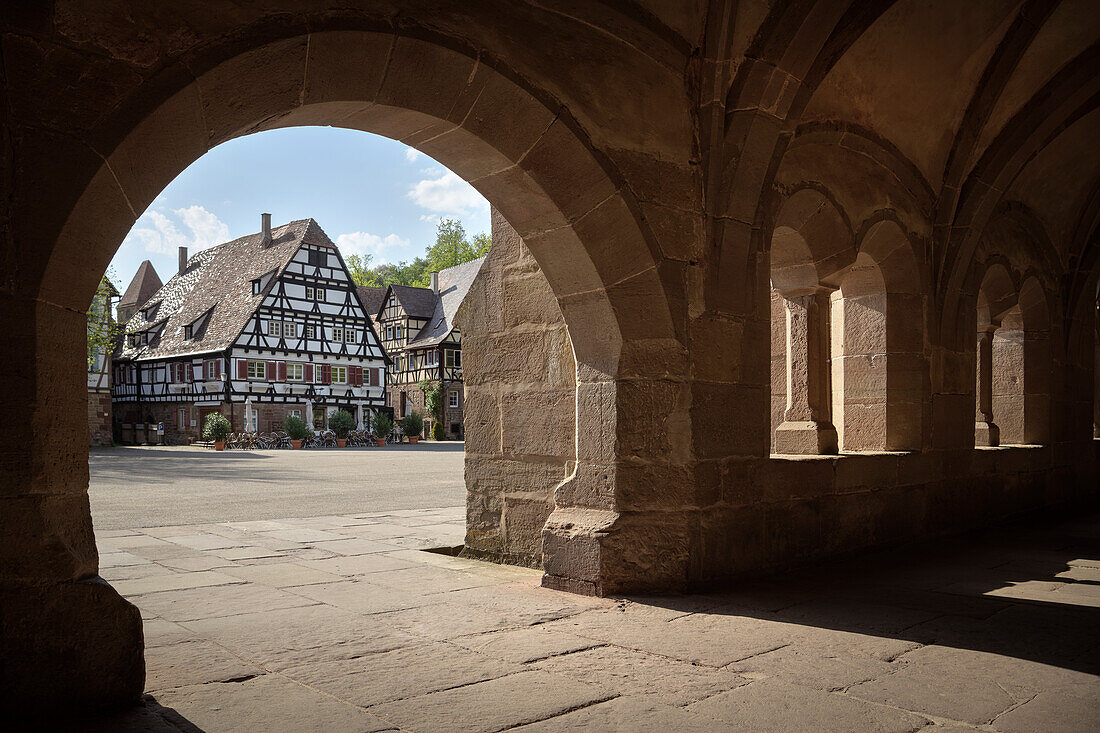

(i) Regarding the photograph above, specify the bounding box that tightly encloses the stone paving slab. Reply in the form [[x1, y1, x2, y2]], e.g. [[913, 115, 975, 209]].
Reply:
[[155, 674, 397, 733], [368, 670, 613, 733], [81, 508, 1100, 732]]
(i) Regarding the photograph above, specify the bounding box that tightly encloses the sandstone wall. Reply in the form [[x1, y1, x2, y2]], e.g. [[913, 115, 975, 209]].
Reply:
[[458, 209, 575, 567], [88, 390, 112, 446]]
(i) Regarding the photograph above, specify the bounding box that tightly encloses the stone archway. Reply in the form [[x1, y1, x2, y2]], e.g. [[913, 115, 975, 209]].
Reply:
[[9, 29, 687, 710]]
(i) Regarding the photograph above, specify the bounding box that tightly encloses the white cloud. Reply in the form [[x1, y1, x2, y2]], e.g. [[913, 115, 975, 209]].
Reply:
[[335, 231, 412, 265], [418, 214, 439, 223], [175, 205, 230, 249], [121, 205, 229, 256], [406, 171, 488, 217], [405, 148, 421, 162]]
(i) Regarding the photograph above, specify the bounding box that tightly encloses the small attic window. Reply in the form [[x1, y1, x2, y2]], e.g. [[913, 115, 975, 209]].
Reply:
[[308, 249, 327, 267], [183, 325, 193, 339], [252, 279, 262, 295], [127, 334, 136, 347]]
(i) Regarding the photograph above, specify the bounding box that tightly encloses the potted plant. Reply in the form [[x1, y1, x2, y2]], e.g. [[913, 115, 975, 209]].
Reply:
[[400, 411, 424, 444], [284, 414, 310, 449], [203, 412, 231, 451], [329, 409, 355, 448], [372, 412, 393, 447]]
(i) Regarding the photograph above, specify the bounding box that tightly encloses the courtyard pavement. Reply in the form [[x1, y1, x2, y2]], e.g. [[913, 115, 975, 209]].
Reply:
[[77, 507, 1098, 732], [89, 444, 466, 529]]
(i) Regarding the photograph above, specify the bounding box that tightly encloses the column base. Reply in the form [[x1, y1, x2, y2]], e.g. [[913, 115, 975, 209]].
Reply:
[[976, 420, 1000, 447], [774, 420, 839, 455], [540, 507, 690, 596], [1, 576, 144, 713]]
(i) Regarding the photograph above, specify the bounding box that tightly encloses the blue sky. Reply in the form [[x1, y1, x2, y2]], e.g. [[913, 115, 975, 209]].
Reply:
[[109, 126, 490, 288]]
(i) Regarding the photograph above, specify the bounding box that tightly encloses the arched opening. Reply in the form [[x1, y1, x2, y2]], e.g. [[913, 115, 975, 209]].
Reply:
[[13, 29, 686, 710], [769, 189, 853, 455], [833, 220, 925, 452], [1018, 277, 1052, 445], [830, 251, 887, 451], [975, 263, 1017, 447]]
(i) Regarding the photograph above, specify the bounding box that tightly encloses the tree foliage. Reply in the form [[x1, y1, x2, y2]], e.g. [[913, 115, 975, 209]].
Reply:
[[419, 379, 443, 420], [345, 218, 489, 289], [87, 272, 122, 370]]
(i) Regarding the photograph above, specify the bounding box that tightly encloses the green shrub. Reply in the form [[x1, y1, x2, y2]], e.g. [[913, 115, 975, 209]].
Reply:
[[432, 421, 444, 441], [328, 409, 356, 439], [400, 411, 424, 438], [202, 412, 231, 442], [372, 411, 393, 438], [283, 414, 310, 441]]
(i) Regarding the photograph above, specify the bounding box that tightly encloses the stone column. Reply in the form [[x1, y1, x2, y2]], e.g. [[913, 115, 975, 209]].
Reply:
[[975, 325, 1000, 446], [774, 289, 838, 454], [0, 296, 145, 709]]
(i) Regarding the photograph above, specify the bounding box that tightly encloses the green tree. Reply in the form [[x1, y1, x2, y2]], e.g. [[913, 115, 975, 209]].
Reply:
[[345, 253, 380, 286], [87, 273, 121, 370], [345, 218, 490, 289], [419, 379, 443, 421]]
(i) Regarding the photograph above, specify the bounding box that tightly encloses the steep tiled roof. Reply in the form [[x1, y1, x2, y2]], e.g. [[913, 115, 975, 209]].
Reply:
[[117, 219, 335, 361], [355, 286, 386, 319], [407, 257, 486, 349], [390, 284, 439, 319], [118, 260, 162, 308]]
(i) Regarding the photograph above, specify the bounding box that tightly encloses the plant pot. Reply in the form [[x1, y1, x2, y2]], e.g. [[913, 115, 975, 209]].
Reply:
[[375, 438, 387, 447], [214, 441, 225, 451], [291, 439, 303, 449], [336, 438, 347, 448], [408, 436, 419, 444]]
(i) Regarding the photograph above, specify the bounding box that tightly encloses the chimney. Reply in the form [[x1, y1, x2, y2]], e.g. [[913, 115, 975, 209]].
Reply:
[[430, 271, 439, 294], [261, 212, 272, 246], [178, 246, 188, 274]]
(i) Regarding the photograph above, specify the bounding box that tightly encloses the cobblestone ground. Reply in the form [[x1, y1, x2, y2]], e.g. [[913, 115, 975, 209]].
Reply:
[[79, 510, 1098, 732]]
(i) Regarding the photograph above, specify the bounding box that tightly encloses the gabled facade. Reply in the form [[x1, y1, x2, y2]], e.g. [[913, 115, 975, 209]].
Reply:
[[113, 216, 387, 443], [367, 256, 484, 439]]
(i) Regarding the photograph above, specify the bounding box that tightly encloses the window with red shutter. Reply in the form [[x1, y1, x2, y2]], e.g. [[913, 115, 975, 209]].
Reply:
[[322, 364, 332, 384], [237, 359, 248, 379], [266, 361, 276, 381], [186, 364, 194, 382], [370, 368, 378, 386], [304, 363, 314, 382], [277, 361, 287, 382]]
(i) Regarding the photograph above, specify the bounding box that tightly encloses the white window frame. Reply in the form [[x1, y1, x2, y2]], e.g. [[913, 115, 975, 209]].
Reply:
[[449, 391, 459, 409], [267, 320, 281, 338], [332, 366, 348, 384], [284, 322, 297, 339], [247, 360, 266, 379], [314, 287, 325, 301], [305, 324, 316, 339], [288, 409, 302, 419], [395, 324, 403, 340], [314, 365, 324, 383], [445, 349, 461, 368], [426, 350, 438, 366], [287, 363, 304, 381]]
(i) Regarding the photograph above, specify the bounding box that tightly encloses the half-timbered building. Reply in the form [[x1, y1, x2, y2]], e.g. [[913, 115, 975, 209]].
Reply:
[[366, 257, 483, 439], [113, 215, 387, 443]]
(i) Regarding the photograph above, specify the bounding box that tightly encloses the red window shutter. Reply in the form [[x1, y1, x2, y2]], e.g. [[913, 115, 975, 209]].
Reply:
[[351, 366, 362, 386], [322, 364, 332, 384], [186, 364, 194, 382], [266, 361, 276, 381], [277, 361, 287, 382], [370, 368, 379, 386], [237, 359, 248, 379], [304, 363, 314, 382], [215, 360, 222, 379]]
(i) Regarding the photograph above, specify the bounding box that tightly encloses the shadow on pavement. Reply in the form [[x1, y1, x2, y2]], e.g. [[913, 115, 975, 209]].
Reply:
[[628, 510, 1100, 676]]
